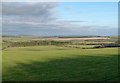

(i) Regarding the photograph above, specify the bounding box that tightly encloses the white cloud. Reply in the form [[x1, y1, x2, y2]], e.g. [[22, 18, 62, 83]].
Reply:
[[2, 2, 118, 36], [2, 2, 57, 22]]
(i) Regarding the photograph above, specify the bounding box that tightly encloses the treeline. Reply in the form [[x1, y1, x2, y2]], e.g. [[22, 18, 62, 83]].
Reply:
[[9, 40, 72, 47], [3, 40, 120, 48], [94, 44, 120, 48], [58, 36, 109, 38]]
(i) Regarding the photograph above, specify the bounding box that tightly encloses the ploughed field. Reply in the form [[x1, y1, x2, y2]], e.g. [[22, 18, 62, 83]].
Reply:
[[2, 46, 118, 81]]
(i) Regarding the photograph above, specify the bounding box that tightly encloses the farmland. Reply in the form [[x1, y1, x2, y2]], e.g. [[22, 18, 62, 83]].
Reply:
[[2, 36, 119, 81]]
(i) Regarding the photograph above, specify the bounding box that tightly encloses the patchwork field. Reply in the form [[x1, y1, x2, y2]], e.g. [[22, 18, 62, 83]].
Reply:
[[2, 46, 118, 81]]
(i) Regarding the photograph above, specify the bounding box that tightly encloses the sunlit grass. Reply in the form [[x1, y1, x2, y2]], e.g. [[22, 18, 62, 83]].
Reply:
[[2, 46, 118, 81]]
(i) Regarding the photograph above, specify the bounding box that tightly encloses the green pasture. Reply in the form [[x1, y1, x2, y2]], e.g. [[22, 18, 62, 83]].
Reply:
[[2, 46, 118, 81]]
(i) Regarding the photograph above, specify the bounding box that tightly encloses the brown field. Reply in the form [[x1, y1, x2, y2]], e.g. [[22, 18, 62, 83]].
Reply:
[[32, 37, 110, 41]]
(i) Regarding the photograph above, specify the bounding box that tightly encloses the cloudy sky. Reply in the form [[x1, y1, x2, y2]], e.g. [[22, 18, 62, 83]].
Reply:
[[2, 2, 118, 36]]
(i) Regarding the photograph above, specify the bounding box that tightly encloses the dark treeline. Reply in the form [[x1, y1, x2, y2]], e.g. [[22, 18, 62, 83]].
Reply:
[[58, 36, 106, 38], [94, 44, 120, 48]]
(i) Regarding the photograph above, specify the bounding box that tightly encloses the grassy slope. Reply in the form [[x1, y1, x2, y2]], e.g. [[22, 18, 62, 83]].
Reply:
[[0, 51, 1, 82], [3, 46, 118, 81]]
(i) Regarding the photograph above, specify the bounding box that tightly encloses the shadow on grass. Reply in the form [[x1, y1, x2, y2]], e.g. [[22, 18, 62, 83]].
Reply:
[[3, 55, 118, 81]]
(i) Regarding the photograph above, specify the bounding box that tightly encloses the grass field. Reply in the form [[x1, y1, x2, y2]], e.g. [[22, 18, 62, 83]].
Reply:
[[0, 51, 2, 82], [2, 46, 118, 81]]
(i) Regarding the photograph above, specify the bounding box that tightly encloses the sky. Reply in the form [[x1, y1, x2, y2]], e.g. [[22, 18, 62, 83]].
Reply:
[[2, 2, 118, 36]]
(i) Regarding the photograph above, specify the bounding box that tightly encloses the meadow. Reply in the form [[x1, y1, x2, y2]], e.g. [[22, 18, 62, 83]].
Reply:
[[2, 36, 119, 81]]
